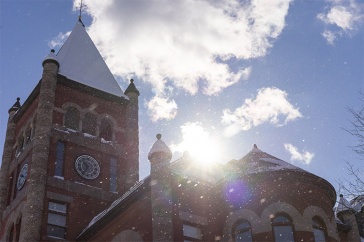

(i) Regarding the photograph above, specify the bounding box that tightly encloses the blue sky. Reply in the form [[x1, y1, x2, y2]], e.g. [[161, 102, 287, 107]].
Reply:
[[0, 0, 363, 195]]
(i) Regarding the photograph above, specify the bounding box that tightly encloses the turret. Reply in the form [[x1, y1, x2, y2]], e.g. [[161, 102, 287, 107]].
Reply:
[[148, 134, 174, 241], [0, 98, 22, 219], [336, 194, 361, 242], [20, 49, 59, 242], [123, 79, 140, 190]]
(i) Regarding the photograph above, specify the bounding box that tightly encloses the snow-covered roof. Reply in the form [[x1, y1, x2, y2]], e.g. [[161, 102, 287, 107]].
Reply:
[[56, 21, 126, 98], [78, 178, 148, 238], [350, 195, 364, 212], [229, 144, 305, 175], [148, 134, 172, 160]]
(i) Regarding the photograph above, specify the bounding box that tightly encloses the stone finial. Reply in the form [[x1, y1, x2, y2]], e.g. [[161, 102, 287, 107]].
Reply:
[[148, 134, 172, 161], [8, 97, 21, 113], [42, 49, 59, 67], [251, 143, 261, 153], [124, 79, 140, 96]]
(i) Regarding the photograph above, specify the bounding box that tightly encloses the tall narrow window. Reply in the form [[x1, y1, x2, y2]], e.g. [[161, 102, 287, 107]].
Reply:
[[8, 224, 14, 242], [272, 214, 294, 242], [15, 217, 21, 242], [312, 217, 326, 242], [54, 141, 65, 177], [24, 126, 31, 146], [16, 136, 23, 156], [64, 107, 80, 131], [47, 201, 67, 239], [82, 112, 97, 135], [100, 118, 113, 141], [110, 158, 117, 192], [183, 224, 202, 241], [233, 220, 252, 242]]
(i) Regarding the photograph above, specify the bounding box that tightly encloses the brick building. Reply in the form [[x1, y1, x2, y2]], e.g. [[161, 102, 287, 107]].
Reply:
[[0, 19, 363, 241]]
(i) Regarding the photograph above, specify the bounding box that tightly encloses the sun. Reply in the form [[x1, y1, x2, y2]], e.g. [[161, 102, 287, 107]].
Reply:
[[171, 122, 222, 166]]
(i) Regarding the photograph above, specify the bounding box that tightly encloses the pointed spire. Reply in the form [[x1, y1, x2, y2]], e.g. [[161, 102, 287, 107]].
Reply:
[[56, 21, 126, 97], [336, 194, 352, 215], [124, 79, 140, 96], [8, 97, 21, 113], [148, 134, 172, 161], [42, 49, 59, 67]]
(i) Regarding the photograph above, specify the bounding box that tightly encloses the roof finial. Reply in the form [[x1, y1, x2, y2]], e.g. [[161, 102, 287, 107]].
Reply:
[[156, 134, 162, 140], [78, 0, 85, 27]]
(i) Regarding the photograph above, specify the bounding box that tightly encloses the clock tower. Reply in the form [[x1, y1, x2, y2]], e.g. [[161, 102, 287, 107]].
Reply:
[[0, 20, 139, 241]]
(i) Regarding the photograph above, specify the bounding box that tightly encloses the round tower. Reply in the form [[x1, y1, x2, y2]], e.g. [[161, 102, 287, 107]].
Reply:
[[148, 134, 174, 241], [20, 50, 59, 242], [0, 98, 22, 219]]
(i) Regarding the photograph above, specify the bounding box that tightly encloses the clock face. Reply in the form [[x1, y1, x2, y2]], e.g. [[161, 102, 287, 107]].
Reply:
[[75, 155, 100, 179], [17, 163, 28, 190]]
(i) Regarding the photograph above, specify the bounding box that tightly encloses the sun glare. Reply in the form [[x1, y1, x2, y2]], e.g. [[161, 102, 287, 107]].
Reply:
[[171, 122, 222, 166]]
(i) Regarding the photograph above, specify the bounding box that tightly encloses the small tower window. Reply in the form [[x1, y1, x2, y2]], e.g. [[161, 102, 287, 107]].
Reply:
[[233, 220, 252, 242], [64, 107, 80, 131], [82, 112, 97, 136], [54, 141, 65, 178], [100, 118, 113, 141], [312, 217, 326, 242], [24, 126, 32, 146], [16, 136, 24, 156], [271, 214, 294, 242]]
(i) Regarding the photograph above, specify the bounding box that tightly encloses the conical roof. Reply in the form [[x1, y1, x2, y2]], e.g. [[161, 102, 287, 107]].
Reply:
[[57, 21, 126, 98], [229, 144, 305, 175]]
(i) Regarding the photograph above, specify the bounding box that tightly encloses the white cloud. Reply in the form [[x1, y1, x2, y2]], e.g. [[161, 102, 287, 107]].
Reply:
[[317, 0, 363, 44], [284, 143, 314, 165], [146, 94, 177, 122], [322, 30, 337, 45], [48, 31, 71, 48], [222, 87, 302, 136], [66, 0, 293, 120]]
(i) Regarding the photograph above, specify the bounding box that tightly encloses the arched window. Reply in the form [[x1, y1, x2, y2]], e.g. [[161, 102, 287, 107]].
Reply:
[[312, 217, 326, 242], [233, 220, 252, 242], [64, 106, 80, 131], [99, 118, 113, 141], [271, 214, 294, 242], [82, 112, 97, 136]]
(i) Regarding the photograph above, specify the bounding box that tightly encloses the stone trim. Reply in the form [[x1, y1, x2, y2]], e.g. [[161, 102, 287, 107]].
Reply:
[[303, 206, 340, 241], [46, 191, 74, 204], [179, 211, 208, 226], [222, 202, 339, 241], [47, 177, 118, 202]]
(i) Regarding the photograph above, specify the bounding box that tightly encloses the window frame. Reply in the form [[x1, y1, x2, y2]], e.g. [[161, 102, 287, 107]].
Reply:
[[271, 214, 295, 242], [312, 217, 327, 242], [232, 219, 253, 242], [46, 201, 68, 239], [182, 223, 203, 241]]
